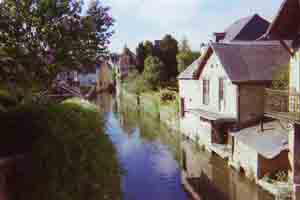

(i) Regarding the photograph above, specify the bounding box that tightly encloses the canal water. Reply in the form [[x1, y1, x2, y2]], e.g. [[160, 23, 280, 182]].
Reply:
[[97, 94, 276, 200]]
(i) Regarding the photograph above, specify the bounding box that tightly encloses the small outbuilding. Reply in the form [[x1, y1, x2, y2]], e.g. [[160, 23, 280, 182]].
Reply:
[[230, 120, 291, 181]]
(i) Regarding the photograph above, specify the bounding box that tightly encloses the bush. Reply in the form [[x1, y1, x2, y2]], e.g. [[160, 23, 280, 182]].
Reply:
[[160, 89, 177, 103], [0, 99, 122, 200], [143, 56, 164, 90]]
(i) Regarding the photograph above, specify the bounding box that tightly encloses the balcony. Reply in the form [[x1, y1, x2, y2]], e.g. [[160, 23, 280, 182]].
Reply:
[[264, 89, 300, 123]]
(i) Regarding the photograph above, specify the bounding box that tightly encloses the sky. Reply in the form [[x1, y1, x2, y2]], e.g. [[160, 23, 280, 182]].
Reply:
[[85, 0, 283, 53]]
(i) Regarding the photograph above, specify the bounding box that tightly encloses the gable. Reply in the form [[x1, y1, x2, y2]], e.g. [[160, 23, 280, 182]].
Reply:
[[266, 0, 300, 39], [199, 53, 231, 82]]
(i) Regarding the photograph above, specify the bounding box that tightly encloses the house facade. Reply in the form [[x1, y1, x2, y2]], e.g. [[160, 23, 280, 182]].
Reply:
[[179, 14, 271, 152], [262, 0, 300, 199], [114, 48, 137, 80], [179, 41, 290, 159]]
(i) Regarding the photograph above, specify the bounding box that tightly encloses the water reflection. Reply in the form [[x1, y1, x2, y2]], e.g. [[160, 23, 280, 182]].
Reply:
[[182, 140, 275, 200], [99, 93, 276, 200], [102, 94, 188, 200]]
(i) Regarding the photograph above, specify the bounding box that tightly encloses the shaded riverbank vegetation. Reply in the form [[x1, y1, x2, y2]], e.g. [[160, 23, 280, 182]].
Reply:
[[0, 97, 122, 200]]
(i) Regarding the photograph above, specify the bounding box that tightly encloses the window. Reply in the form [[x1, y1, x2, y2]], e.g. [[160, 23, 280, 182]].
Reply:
[[181, 98, 185, 117], [219, 78, 225, 112], [203, 79, 210, 105]]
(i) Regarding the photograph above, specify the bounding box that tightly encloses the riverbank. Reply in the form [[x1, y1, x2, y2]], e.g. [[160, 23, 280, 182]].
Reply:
[[119, 85, 180, 132], [0, 97, 122, 200], [118, 83, 291, 199]]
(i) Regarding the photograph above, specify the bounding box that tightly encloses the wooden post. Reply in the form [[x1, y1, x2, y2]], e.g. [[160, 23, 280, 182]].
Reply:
[[291, 124, 300, 200]]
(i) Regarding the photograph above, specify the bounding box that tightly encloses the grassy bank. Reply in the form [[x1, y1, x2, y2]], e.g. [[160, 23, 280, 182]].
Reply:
[[121, 80, 180, 131], [0, 98, 122, 200]]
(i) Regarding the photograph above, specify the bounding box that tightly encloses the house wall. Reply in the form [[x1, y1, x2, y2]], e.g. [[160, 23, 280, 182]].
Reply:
[[180, 112, 212, 148], [257, 150, 290, 179], [232, 139, 258, 180], [199, 54, 238, 118], [179, 80, 202, 110], [290, 51, 300, 93], [239, 84, 266, 126]]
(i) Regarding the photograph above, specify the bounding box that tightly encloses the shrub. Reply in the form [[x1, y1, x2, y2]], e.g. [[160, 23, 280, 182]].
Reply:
[[1, 99, 122, 200], [143, 56, 164, 90]]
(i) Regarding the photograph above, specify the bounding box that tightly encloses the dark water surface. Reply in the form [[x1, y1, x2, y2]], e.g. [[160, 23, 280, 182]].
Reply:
[[97, 94, 275, 200], [98, 95, 188, 200]]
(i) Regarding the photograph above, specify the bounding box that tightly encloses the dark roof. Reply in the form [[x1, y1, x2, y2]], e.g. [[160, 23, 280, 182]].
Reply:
[[211, 42, 290, 83], [178, 41, 290, 82], [223, 14, 270, 42], [265, 0, 300, 40]]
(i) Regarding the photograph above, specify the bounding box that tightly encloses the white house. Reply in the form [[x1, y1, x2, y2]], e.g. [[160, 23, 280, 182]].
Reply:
[[178, 41, 290, 158]]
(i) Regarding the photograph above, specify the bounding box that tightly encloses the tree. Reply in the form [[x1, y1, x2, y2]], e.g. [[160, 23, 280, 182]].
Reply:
[[159, 34, 178, 82], [176, 38, 200, 73], [0, 0, 114, 95], [177, 51, 201, 73], [136, 42, 146, 73], [143, 56, 164, 89], [179, 37, 191, 52], [144, 41, 154, 58]]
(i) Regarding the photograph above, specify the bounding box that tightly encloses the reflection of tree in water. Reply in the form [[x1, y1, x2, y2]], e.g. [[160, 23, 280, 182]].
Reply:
[[116, 101, 138, 136], [116, 98, 182, 162], [96, 93, 113, 114]]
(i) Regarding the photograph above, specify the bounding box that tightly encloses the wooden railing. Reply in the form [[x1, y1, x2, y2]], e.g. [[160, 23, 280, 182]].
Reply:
[[264, 89, 300, 121]]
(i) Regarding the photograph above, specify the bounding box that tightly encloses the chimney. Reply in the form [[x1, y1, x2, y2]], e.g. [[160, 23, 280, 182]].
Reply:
[[213, 32, 226, 43]]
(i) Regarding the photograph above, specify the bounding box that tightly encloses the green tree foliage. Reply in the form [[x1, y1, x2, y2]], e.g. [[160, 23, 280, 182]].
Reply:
[[177, 38, 201, 73], [0, 0, 114, 93], [144, 40, 154, 57], [179, 37, 190, 52], [143, 56, 164, 89], [159, 34, 179, 82], [177, 51, 200, 73], [136, 42, 146, 73], [1, 99, 122, 200]]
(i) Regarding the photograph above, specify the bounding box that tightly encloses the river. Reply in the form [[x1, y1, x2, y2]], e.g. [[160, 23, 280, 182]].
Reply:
[[97, 94, 276, 200]]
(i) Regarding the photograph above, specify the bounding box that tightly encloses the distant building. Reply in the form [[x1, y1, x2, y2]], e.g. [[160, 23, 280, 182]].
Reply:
[[114, 48, 137, 80]]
